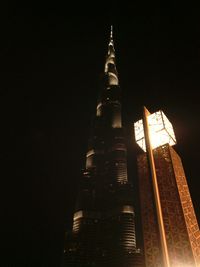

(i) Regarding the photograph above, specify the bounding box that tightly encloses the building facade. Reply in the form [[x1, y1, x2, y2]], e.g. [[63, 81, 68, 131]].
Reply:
[[63, 28, 143, 267], [135, 110, 200, 267]]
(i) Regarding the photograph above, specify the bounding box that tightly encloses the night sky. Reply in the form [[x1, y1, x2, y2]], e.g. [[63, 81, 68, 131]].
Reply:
[[2, 2, 200, 266]]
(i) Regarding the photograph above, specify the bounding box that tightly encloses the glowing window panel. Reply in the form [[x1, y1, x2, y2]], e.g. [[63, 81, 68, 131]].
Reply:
[[134, 110, 176, 152]]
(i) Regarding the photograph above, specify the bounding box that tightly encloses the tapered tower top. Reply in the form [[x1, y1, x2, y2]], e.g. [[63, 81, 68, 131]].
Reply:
[[104, 25, 119, 86], [109, 25, 114, 46]]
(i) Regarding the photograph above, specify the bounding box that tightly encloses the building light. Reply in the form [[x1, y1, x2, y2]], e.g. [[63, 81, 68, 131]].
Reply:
[[73, 210, 84, 220], [72, 211, 84, 233], [86, 149, 95, 168], [96, 102, 102, 117], [134, 110, 176, 152], [86, 149, 95, 158], [121, 205, 134, 214]]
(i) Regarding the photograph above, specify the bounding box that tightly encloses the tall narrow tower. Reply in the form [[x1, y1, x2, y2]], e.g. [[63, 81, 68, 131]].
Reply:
[[63, 27, 143, 267], [134, 107, 200, 267]]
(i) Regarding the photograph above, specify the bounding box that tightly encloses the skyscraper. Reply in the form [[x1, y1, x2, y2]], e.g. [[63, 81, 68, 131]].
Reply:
[[134, 107, 200, 267], [63, 27, 143, 267]]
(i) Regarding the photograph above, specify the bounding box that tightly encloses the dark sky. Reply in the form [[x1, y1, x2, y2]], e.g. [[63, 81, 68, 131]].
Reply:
[[2, 2, 200, 266]]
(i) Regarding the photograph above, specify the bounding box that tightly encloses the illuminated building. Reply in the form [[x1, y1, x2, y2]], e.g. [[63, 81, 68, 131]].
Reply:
[[134, 107, 200, 267], [63, 27, 144, 267]]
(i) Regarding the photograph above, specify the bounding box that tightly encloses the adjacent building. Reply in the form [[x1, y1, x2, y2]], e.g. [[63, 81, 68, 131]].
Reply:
[[134, 108, 200, 267]]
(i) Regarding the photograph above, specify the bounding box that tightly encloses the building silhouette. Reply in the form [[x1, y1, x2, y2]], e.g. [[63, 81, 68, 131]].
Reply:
[[63, 27, 143, 267], [135, 108, 200, 267]]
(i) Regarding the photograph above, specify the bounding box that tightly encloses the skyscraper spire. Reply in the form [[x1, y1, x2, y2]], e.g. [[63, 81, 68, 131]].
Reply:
[[109, 25, 114, 46], [105, 25, 119, 86]]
